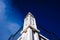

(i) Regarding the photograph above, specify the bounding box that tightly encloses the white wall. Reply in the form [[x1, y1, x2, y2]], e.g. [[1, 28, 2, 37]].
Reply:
[[27, 28, 33, 40], [34, 32, 39, 40]]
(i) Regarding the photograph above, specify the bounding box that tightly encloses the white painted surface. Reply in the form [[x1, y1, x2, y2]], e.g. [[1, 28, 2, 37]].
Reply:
[[39, 34, 49, 40], [23, 12, 38, 31], [27, 28, 33, 40], [17, 12, 49, 40], [34, 32, 39, 40], [41, 38, 44, 40]]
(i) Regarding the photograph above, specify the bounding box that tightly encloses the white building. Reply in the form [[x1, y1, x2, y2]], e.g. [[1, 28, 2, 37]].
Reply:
[[17, 12, 49, 40]]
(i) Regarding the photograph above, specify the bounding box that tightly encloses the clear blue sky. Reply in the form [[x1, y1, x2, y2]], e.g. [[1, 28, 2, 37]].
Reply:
[[0, 0, 22, 40], [0, 0, 60, 40]]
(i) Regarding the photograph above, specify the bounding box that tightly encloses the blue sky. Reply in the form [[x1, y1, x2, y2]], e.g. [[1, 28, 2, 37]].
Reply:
[[0, 0, 60, 40], [0, 0, 23, 40]]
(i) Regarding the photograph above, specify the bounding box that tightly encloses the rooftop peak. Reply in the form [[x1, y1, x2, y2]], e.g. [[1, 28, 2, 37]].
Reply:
[[28, 12, 32, 15], [25, 12, 34, 18], [28, 12, 34, 16]]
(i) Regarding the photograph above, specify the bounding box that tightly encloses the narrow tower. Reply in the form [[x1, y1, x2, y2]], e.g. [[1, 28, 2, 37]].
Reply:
[[17, 12, 49, 40]]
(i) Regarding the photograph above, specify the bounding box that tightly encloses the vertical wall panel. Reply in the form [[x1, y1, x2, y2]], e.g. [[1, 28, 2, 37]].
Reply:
[[27, 28, 33, 40], [34, 32, 39, 40]]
